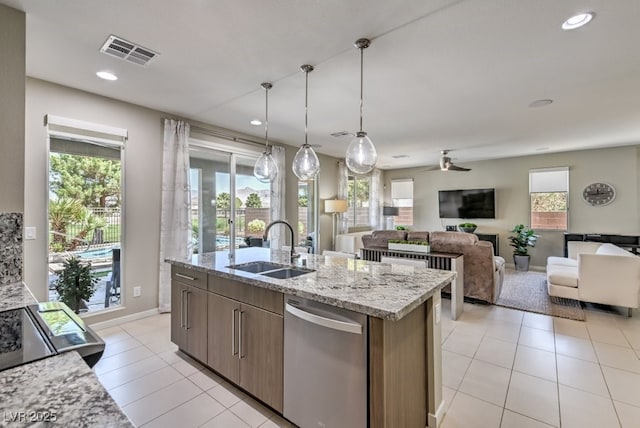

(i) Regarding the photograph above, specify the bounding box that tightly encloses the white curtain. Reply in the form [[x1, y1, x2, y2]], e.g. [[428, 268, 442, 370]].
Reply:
[[369, 168, 382, 230], [158, 119, 191, 313], [269, 146, 286, 249], [337, 161, 349, 235]]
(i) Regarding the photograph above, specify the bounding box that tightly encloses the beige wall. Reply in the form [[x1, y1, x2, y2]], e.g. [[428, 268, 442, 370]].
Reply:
[[384, 146, 640, 268], [24, 78, 341, 322], [0, 5, 25, 213]]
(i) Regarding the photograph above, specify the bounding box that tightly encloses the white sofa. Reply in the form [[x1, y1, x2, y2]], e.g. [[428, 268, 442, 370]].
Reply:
[[546, 242, 640, 315]]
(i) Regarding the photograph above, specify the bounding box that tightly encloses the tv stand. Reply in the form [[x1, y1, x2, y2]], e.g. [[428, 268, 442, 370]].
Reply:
[[564, 233, 640, 256]]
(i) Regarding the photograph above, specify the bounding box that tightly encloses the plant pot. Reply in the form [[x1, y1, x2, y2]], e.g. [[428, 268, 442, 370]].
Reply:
[[388, 243, 431, 253], [459, 227, 476, 233], [513, 255, 530, 272]]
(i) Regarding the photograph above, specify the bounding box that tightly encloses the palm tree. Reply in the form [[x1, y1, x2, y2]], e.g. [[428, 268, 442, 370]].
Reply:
[[49, 199, 83, 248]]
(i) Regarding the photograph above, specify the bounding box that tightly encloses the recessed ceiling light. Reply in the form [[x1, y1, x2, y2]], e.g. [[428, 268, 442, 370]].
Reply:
[[562, 12, 594, 30], [529, 99, 553, 108], [96, 71, 118, 81], [250, 119, 262, 126]]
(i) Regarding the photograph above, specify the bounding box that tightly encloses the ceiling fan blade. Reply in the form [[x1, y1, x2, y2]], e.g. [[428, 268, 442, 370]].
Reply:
[[447, 164, 471, 172]]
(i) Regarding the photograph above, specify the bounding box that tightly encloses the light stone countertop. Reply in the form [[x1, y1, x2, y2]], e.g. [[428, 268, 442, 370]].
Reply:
[[0, 282, 133, 427], [167, 247, 456, 321]]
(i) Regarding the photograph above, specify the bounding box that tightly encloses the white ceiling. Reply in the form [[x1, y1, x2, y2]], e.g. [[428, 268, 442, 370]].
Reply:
[[3, 0, 640, 169]]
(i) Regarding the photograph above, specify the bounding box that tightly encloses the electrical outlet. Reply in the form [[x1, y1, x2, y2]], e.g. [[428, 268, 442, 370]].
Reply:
[[435, 303, 441, 324], [133, 286, 141, 297]]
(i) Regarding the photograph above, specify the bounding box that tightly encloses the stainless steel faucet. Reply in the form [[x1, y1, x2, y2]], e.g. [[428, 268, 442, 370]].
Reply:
[[264, 220, 300, 264]]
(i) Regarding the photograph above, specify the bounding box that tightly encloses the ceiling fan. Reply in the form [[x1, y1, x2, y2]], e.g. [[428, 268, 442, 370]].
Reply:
[[439, 150, 471, 171]]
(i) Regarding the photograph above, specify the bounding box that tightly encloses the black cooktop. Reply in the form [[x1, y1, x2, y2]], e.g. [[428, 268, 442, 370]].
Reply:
[[0, 307, 56, 372], [0, 302, 105, 372]]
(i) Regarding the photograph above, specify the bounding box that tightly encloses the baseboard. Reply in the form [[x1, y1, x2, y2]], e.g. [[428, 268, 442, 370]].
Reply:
[[88, 308, 160, 329], [428, 399, 446, 428]]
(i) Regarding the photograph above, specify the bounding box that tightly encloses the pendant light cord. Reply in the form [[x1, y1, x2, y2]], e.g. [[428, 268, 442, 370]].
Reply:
[[359, 45, 364, 133], [260, 82, 272, 153], [304, 69, 309, 146]]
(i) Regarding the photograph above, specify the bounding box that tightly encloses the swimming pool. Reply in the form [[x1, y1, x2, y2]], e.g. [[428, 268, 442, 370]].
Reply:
[[77, 246, 119, 259]]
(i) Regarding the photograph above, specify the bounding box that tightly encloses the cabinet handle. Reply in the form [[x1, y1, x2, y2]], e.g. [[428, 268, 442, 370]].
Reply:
[[186, 292, 192, 330], [176, 273, 196, 281], [181, 289, 187, 329], [238, 310, 245, 359], [231, 308, 238, 356]]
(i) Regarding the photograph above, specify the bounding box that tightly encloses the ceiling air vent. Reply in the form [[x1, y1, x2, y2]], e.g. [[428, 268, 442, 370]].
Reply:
[[330, 131, 354, 138], [100, 35, 158, 66]]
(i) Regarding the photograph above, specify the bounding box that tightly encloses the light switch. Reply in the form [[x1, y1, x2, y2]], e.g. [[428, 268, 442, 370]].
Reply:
[[25, 227, 37, 240]]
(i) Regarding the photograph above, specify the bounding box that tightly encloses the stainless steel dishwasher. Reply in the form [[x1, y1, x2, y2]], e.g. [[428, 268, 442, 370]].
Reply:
[[283, 295, 367, 428]]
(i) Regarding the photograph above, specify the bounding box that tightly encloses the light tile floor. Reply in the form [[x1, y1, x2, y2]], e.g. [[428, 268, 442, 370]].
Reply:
[[93, 299, 640, 428]]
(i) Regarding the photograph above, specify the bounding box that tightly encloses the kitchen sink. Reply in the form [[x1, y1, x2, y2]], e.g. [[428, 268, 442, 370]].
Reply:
[[260, 268, 315, 279], [226, 261, 287, 273]]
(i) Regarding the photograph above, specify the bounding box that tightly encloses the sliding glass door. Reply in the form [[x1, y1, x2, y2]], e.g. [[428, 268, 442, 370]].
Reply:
[[189, 145, 270, 261]]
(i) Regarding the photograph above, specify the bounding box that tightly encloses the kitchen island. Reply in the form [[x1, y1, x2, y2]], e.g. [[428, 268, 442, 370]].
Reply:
[[168, 247, 455, 428], [0, 282, 132, 428]]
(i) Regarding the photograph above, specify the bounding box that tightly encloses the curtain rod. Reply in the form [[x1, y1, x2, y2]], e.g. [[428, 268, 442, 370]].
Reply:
[[189, 124, 265, 148]]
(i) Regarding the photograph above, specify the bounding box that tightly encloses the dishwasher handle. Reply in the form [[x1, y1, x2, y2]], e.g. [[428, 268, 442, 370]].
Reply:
[[285, 303, 363, 335]]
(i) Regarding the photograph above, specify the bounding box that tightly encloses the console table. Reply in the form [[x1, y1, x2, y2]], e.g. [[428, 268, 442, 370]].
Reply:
[[361, 248, 464, 320], [564, 233, 640, 257]]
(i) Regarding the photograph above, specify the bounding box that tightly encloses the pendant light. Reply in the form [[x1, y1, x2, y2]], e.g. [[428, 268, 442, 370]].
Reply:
[[346, 38, 377, 174], [292, 64, 320, 181], [253, 82, 278, 183]]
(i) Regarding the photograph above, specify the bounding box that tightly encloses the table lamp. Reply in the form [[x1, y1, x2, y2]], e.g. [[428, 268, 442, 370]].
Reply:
[[382, 206, 399, 230]]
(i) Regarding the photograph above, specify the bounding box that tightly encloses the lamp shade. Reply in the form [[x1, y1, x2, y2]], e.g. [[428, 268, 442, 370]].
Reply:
[[382, 206, 399, 216], [325, 199, 348, 214]]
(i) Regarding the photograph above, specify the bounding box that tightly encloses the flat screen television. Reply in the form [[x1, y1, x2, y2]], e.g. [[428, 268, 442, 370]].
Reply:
[[438, 188, 496, 219]]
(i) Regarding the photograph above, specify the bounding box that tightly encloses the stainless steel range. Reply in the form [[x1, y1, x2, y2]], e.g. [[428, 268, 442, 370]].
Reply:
[[0, 302, 105, 372]]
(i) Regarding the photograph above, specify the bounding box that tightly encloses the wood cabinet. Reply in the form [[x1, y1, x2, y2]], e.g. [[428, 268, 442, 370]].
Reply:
[[206, 275, 284, 411], [170, 279, 207, 363]]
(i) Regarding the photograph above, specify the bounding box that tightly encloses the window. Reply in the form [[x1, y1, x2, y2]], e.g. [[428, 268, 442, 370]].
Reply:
[[46, 115, 126, 313], [391, 179, 414, 226], [347, 175, 370, 226], [529, 167, 568, 230]]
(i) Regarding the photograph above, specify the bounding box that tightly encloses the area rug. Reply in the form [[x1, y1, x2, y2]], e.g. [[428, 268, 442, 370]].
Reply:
[[496, 268, 585, 321]]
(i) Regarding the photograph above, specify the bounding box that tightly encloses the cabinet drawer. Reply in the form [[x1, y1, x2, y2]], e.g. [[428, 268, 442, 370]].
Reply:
[[172, 266, 207, 290], [208, 274, 283, 315]]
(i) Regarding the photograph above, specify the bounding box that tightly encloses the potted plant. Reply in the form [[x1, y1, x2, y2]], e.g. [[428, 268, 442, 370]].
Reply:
[[388, 239, 431, 253], [509, 224, 539, 271], [53, 256, 98, 313], [395, 225, 408, 231], [458, 222, 477, 233]]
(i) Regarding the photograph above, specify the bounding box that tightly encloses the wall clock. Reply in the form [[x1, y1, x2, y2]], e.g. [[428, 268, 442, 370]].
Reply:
[[582, 182, 615, 206]]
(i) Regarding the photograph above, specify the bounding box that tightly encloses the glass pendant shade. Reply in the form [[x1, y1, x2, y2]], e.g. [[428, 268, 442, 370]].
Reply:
[[254, 82, 277, 183], [254, 151, 278, 183], [347, 38, 377, 174], [292, 144, 320, 181], [293, 64, 320, 181], [346, 131, 377, 174]]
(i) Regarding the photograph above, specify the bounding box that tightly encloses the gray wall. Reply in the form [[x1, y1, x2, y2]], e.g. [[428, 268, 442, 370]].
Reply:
[[384, 145, 640, 269], [0, 5, 25, 213]]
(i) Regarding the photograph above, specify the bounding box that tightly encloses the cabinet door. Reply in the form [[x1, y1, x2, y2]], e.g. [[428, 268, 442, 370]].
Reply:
[[170, 282, 187, 350], [207, 293, 240, 383], [239, 304, 283, 412], [185, 285, 208, 363]]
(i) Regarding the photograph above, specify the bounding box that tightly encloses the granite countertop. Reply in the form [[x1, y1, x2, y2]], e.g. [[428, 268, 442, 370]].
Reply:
[[167, 247, 456, 321], [0, 282, 133, 427]]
